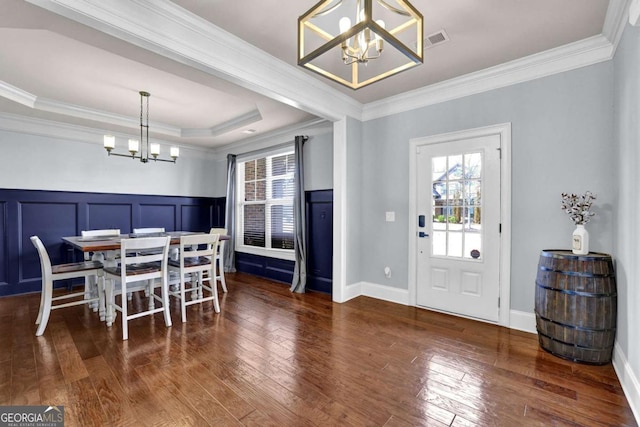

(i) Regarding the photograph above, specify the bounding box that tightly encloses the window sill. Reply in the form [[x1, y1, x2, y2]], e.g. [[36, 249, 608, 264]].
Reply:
[[235, 245, 295, 261]]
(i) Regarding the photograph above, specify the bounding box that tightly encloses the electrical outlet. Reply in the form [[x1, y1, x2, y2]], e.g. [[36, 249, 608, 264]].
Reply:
[[385, 211, 395, 222]]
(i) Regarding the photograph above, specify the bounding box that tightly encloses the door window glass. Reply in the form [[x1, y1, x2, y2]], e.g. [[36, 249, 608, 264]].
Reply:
[[431, 152, 483, 260]]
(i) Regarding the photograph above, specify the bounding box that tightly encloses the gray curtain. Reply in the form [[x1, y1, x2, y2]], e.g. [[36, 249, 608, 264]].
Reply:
[[290, 135, 308, 293], [224, 153, 237, 272]]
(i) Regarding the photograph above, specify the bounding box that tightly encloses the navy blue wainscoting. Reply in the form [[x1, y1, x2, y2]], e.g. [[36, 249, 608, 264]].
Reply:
[[235, 252, 295, 284], [235, 189, 333, 294], [0, 189, 225, 297]]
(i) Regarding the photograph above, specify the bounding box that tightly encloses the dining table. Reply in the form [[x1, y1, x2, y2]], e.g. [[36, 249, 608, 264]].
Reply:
[[62, 231, 203, 253], [62, 231, 229, 267]]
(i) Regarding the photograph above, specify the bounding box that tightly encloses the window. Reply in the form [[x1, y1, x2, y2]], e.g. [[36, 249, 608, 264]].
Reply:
[[236, 149, 295, 259]]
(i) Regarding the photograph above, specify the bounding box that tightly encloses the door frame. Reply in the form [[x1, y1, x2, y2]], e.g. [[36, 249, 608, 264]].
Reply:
[[408, 123, 512, 327]]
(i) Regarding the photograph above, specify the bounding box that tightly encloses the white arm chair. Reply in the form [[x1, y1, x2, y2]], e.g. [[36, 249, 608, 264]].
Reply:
[[168, 233, 221, 323], [31, 236, 104, 336], [209, 228, 228, 293], [103, 236, 172, 340]]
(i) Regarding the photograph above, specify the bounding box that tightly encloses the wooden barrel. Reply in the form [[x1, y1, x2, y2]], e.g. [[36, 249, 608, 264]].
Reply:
[[534, 250, 617, 364]]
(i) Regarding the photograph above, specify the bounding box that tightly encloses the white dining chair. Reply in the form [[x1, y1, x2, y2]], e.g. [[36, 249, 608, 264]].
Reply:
[[31, 236, 104, 336], [103, 236, 172, 340], [80, 228, 120, 308], [168, 233, 220, 323], [209, 228, 228, 293], [132, 228, 168, 295], [132, 227, 165, 234]]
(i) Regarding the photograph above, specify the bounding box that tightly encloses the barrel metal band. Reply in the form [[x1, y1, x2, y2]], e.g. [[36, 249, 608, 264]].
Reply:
[[537, 329, 614, 351], [540, 250, 613, 261], [538, 265, 615, 278], [535, 312, 617, 333], [535, 281, 617, 298]]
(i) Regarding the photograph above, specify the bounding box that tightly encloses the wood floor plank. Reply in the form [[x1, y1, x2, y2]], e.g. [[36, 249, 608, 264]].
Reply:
[[3, 272, 636, 426]]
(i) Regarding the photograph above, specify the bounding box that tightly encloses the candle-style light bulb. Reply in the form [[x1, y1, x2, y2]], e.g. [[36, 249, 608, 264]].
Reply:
[[128, 139, 139, 157], [375, 20, 385, 53], [170, 146, 180, 161], [339, 16, 351, 52], [150, 143, 160, 159], [103, 135, 115, 154]]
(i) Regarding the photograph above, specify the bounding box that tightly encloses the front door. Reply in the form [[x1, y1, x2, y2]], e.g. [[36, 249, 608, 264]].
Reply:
[[415, 133, 501, 322]]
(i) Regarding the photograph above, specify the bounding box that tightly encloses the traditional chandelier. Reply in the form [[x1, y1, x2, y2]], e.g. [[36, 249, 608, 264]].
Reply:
[[103, 91, 179, 163], [298, 0, 423, 90]]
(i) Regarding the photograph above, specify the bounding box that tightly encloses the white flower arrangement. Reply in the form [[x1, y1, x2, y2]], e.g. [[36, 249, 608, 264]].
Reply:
[[561, 191, 596, 225]]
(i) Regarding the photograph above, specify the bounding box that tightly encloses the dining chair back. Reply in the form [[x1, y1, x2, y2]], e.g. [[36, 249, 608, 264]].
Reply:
[[31, 236, 103, 336], [103, 236, 171, 340], [81, 229, 121, 238], [168, 233, 221, 322], [132, 227, 165, 234], [80, 228, 121, 309], [209, 228, 228, 293]]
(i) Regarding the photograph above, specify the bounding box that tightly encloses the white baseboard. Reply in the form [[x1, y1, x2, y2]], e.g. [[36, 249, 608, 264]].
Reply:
[[613, 343, 640, 423], [352, 281, 538, 333], [342, 282, 363, 302], [509, 309, 537, 334], [360, 281, 410, 305], [344, 281, 410, 305]]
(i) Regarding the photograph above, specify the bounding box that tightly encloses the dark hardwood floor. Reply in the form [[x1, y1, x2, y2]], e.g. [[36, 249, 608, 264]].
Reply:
[[0, 272, 636, 426]]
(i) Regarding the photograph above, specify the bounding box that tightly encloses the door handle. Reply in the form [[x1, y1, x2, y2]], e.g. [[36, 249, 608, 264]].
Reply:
[[418, 231, 429, 238]]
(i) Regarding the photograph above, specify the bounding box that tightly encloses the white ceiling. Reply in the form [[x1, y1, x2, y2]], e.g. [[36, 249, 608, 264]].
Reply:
[[0, 0, 613, 150]]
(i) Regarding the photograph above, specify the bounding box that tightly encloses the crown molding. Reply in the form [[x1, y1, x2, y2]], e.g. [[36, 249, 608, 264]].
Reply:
[[0, 81, 37, 108], [0, 111, 222, 158], [26, 0, 363, 123], [629, 0, 640, 25], [211, 118, 330, 158], [181, 109, 262, 138], [603, 0, 633, 47], [0, 81, 267, 139], [362, 34, 614, 121]]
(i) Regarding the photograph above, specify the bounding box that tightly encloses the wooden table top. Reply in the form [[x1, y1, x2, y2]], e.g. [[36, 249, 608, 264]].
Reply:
[[62, 231, 227, 252]]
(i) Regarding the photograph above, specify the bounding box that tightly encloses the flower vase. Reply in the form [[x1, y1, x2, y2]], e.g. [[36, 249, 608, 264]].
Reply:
[[572, 224, 589, 255]]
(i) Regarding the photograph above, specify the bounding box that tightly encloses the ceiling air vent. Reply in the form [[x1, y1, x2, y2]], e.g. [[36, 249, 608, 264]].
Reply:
[[424, 29, 449, 49]]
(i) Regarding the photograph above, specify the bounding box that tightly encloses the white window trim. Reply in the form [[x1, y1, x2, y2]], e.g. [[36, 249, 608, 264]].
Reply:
[[235, 147, 296, 262]]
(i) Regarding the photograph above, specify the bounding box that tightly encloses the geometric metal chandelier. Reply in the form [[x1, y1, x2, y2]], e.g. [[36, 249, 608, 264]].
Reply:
[[103, 91, 179, 163], [298, 0, 423, 90]]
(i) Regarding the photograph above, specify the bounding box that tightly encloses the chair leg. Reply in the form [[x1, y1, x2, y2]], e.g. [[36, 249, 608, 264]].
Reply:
[[212, 272, 220, 313], [98, 275, 106, 322], [36, 279, 54, 336], [105, 279, 114, 327], [35, 279, 46, 326], [180, 276, 187, 323], [148, 279, 156, 310], [217, 256, 228, 293], [121, 285, 129, 341], [161, 277, 172, 328]]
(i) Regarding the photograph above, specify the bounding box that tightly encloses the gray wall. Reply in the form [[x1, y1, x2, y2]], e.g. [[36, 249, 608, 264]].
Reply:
[[0, 122, 334, 198], [360, 61, 616, 312], [614, 21, 640, 386], [346, 117, 363, 286], [0, 127, 218, 197], [304, 130, 333, 191]]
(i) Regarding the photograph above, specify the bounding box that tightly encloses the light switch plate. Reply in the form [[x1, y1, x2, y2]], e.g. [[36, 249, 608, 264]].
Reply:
[[385, 211, 395, 222]]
